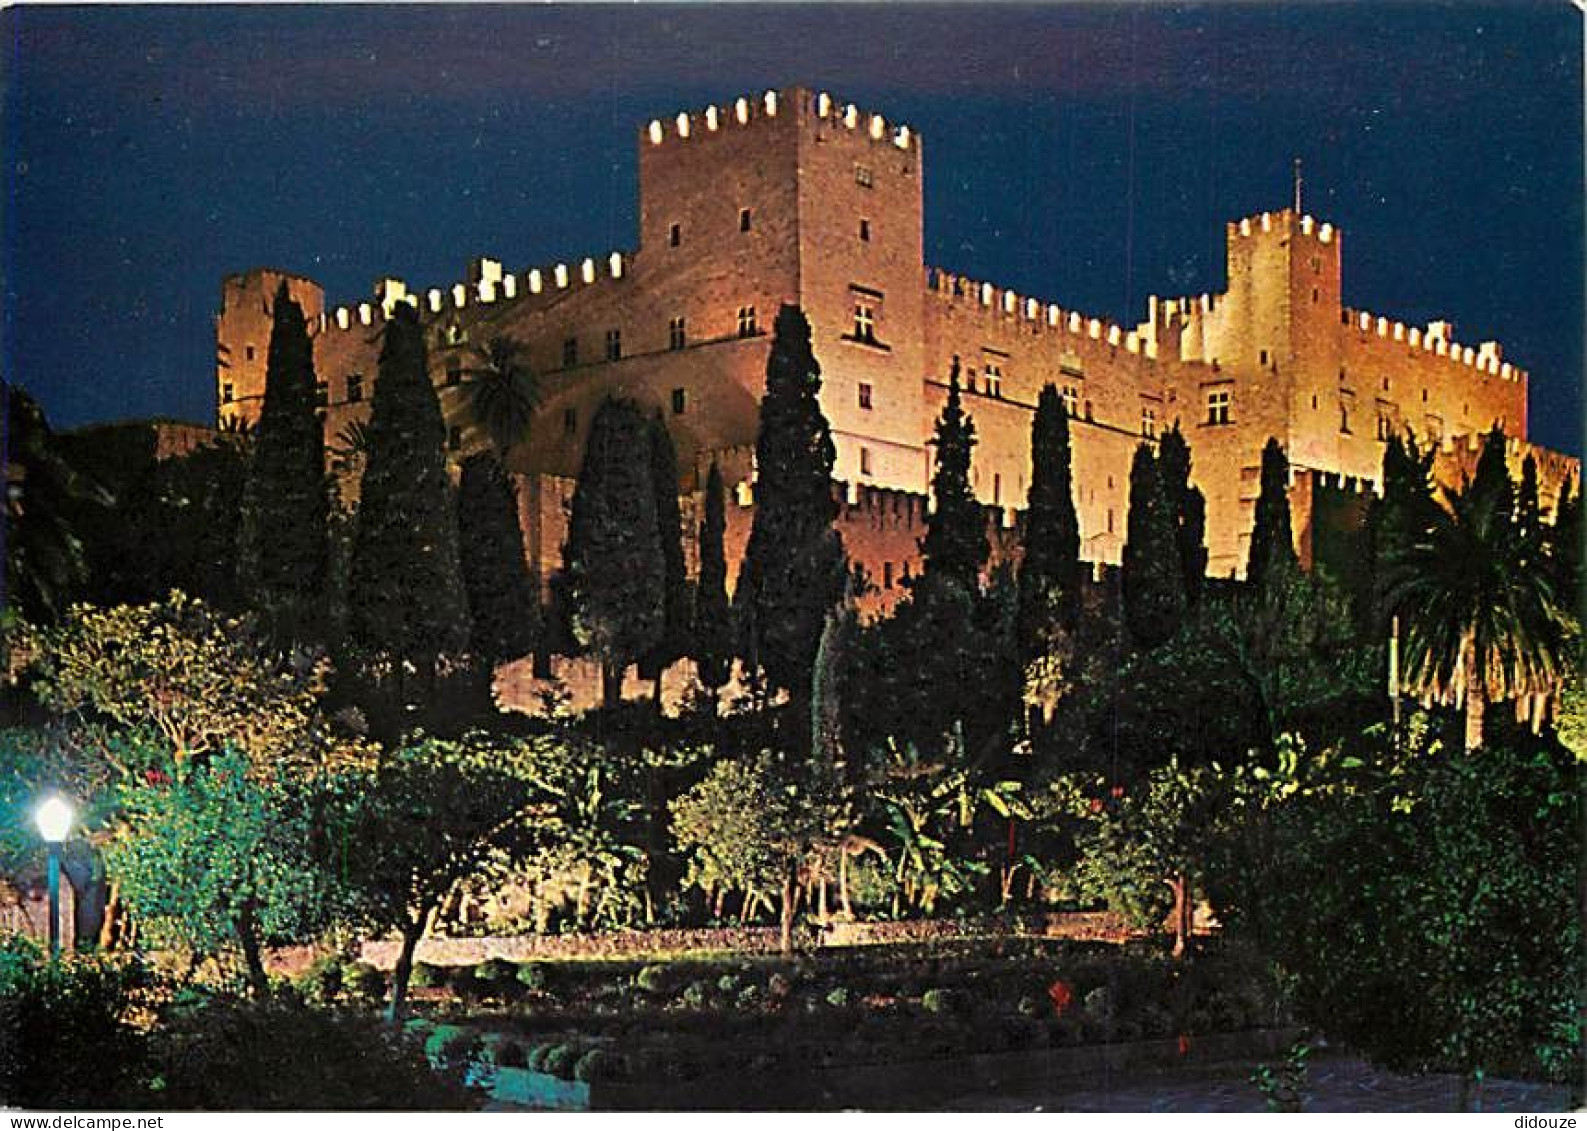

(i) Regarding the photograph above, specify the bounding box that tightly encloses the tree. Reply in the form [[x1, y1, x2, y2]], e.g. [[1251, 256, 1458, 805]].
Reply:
[[638, 414, 690, 703], [692, 462, 734, 707], [1379, 429, 1575, 751], [1210, 719, 1580, 1105], [562, 398, 664, 706], [670, 751, 846, 953], [1155, 424, 1208, 605], [456, 452, 538, 666], [456, 335, 538, 458], [24, 594, 329, 774], [237, 281, 330, 643], [1246, 437, 1298, 597], [108, 748, 331, 997], [315, 735, 532, 1020], [1057, 756, 1224, 957], [1017, 383, 1082, 676], [737, 305, 845, 703], [1122, 444, 1186, 650], [2, 383, 109, 624], [920, 357, 987, 596], [347, 303, 469, 678]]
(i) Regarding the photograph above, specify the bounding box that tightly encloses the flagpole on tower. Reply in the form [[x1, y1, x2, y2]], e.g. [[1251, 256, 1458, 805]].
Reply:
[[1293, 157, 1303, 214]]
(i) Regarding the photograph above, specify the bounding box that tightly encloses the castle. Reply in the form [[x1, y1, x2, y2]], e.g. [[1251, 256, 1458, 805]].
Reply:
[[216, 86, 1579, 616]]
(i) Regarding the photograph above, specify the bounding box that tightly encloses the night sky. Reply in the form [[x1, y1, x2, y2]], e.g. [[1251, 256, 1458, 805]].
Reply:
[[4, 3, 1582, 457]]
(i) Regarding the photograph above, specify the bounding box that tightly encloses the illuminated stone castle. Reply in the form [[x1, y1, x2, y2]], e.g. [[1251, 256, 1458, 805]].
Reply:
[[216, 87, 1579, 609]]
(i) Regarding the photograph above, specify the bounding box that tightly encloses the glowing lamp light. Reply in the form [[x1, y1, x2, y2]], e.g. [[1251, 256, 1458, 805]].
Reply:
[[34, 796, 74, 843]]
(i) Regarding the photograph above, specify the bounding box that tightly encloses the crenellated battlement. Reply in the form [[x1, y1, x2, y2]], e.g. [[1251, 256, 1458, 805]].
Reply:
[[312, 250, 633, 337], [1229, 208, 1337, 245], [1343, 307, 1525, 383], [925, 266, 1158, 360], [642, 86, 917, 152]]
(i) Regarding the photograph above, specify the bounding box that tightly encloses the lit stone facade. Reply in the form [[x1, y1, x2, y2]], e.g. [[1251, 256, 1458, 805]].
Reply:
[[217, 87, 1578, 603]]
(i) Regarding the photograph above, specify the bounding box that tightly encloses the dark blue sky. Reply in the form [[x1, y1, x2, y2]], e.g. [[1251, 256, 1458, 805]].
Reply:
[[4, 3, 1581, 456]]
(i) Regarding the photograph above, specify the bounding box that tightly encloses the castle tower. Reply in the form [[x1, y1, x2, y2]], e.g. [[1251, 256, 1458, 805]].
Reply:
[[215, 269, 325, 429]]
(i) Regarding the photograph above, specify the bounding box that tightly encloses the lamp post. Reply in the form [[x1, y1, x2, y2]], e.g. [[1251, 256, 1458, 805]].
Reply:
[[33, 795, 74, 961]]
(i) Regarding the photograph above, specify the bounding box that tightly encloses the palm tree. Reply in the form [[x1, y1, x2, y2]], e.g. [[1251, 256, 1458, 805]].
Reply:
[[455, 335, 539, 458], [1379, 429, 1575, 751]]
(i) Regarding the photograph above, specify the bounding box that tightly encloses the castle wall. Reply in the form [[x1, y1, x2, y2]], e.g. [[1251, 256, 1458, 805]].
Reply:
[[216, 87, 1574, 618]]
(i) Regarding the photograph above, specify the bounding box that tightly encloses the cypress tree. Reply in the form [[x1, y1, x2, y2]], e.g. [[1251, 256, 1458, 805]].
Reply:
[[692, 462, 734, 705], [1017, 383, 1082, 662], [737, 305, 845, 700], [639, 412, 690, 700], [1156, 423, 1208, 605], [563, 397, 664, 707], [1246, 437, 1299, 596], [920, 357, 988, 596], [347, 303, 468, 671], [238, 280, 328, 641], [1122, 443, 1186, 650], [457, 451, 539, 665]]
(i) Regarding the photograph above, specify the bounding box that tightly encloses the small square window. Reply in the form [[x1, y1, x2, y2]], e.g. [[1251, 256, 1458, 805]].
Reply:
[[1062, 385, 1078, 416], [563, 337, 578, 368], [883, 562, 894, 590], [739, 208, 752, 232], [859, 446, 873, 477], [671, 388, 687, 415], [982, 362, 1002, 397], [1376, 414, 1392, 441], [858, 382, 873, 410], [1259, 349, 1269, 366], [605, 329, 622, 361], [221, 382, 234, 404], [1141, 407, 1157, 438], [1206, 388, 1231, 426], [563, 408, 577, 436], [445, 362, 462, 387], [668, 222, 681, 247], [993, 473, 1002, 505], [737, 306, 758, 338], [346, 373, 363, 403], [669, 316, 686, 351], [859, 218, 871, 242], [1340, 406, 1352, 434], [314, 379, 328, 408], [853, 303, 877, 343], [245, 345, 256, 361], [855, 165, 873, 188]]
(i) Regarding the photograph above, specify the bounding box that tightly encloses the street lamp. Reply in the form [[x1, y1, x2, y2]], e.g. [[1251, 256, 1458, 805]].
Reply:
[[33, 795, 74, 960]]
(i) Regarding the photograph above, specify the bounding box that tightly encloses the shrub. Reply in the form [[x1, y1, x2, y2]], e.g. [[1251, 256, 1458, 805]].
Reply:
[[152, 997, 480, 1110], [296, 954, 345, 1005], [921, 988, 957, 1015], [0, 938, 148, 1108], [526, 1042, 557, 1072], [679, 981, 709, 1009], [516, 962, 551, 992], [735, 985, 761, 1010], [402, 1016, 434, 1037], [542, 1044, 579, 1078], [825, 986, 851, 1008], [635, 965, 669, 994], [573, 1048, 620, 1083], [495, 1039, 528, 1069], [716, 973, 742, 995], [1082, 985, 1115, 1024], [476, 958, 517, 989], [767, 972, 792, 1000], [343, 962, 386, 1003], [410, 963, 447, 990], [424, 1025, 480, 1069]]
